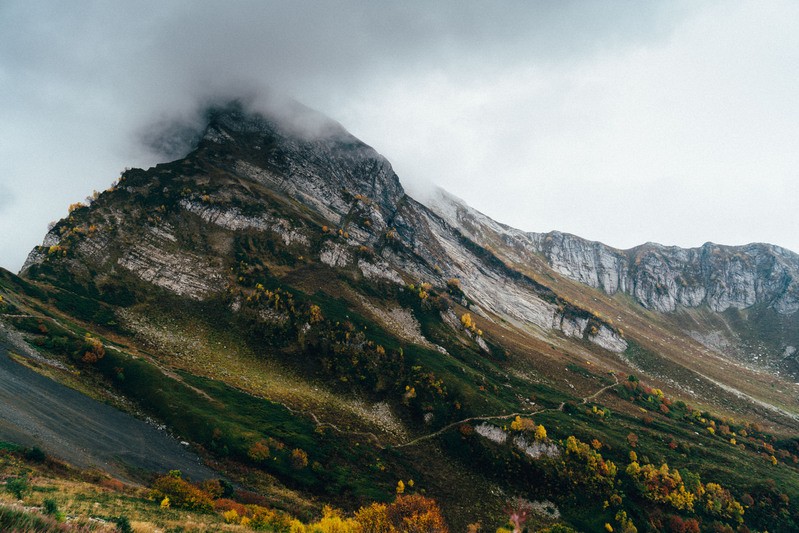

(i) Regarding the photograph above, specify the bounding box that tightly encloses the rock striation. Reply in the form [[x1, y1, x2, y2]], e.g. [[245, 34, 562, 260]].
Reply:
[[21, 101, 628, 353], [426, 189, 799, 316]]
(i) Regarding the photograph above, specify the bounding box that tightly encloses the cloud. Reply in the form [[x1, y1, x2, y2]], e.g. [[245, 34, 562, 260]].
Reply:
[[0, 184, 13, 212], [0, 1, 797, 271]]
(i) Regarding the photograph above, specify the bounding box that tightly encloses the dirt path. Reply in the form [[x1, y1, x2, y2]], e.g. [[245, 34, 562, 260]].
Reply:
[[581, 373, 620, 404], [0, 341, 214, 482], [396, 372, 619, 448]]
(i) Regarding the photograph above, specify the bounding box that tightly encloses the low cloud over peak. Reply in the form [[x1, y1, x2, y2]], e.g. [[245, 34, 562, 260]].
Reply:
[[1, 1, 798, 271]]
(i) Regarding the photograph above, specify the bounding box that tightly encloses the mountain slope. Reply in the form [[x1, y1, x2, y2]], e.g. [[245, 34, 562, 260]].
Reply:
[[427, 188, 799, 379], [5, 99, 799, 530], [427, 188, 799, 315]]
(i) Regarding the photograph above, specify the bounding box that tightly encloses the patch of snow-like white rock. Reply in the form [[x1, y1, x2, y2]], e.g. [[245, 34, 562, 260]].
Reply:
[[180, 199, 309, 246], [20, 230, 62, 272], [117, 241, 223, 300], [589, 325, 628, 353], [422, 211, 557, 331], [513, 435, 561, 459], [358, 259, 403, 284], [475, 423, 507, 444], [553, 315, 589, 339], [234, 160, 348, 224], [319, 241, 351, 268], [357, 296, 432, 348]]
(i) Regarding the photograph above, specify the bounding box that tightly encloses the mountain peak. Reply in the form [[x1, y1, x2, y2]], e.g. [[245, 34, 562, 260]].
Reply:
[[181, 99, 407, 226], [201, 98, 350, 142]]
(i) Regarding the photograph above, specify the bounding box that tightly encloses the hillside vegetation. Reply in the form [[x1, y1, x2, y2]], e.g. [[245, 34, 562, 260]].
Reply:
[[2, 102, 799, 531]]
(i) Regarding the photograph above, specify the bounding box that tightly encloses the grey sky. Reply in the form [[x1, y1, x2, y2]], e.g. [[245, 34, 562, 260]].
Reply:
[[1, 1, 797, 272]]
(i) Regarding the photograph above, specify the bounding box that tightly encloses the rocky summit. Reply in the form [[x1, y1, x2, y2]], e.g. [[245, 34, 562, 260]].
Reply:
[[3, 99, 799, 531]]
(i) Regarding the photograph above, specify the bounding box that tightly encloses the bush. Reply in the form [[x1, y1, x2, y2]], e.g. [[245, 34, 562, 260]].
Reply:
[[355, 494, 448, 533], [214, 498, 247, 516], [150, 473, 213, 512], [115, 515, 133, 533], [42, 499, 65, 523], [25, 446, 46, 462], [43, 498, 58, 515], [6, 476, 30, 499]]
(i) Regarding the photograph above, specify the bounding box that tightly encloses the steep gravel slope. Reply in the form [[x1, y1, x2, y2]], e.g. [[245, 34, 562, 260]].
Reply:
[[0, 340, 212, 482]]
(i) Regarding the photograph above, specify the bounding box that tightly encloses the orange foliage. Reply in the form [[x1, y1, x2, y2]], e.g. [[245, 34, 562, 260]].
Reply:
[[291, 448, 309, 469], [81, 333, 105, 364], [150, 472, 213, 512], [356, 494, 448, 533], [214, 498, 247, 516], [309, 304, 323, 324], [247, 440, 271, 462]]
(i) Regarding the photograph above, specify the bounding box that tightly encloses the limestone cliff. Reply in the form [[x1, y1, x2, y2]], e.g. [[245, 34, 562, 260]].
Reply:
[[21, 102, 626, 354], [426, 188, 799, 316]]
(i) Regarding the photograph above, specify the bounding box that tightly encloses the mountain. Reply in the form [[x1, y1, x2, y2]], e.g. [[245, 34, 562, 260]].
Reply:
[[3, 99, 799, 531], [427, 188, 799, 377], [429, 189, 799, 315]]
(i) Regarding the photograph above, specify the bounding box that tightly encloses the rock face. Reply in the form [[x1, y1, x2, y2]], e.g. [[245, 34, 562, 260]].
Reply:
[[21, 101, 627, 353], [25, 100, 797, 366], [536, 233, 799, 315], [426, 189, 799, 316], [206, 104, 405, 235]]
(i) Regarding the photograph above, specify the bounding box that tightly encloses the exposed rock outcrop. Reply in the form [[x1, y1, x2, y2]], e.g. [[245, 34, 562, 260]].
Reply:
[[427, 189, 799, 316]]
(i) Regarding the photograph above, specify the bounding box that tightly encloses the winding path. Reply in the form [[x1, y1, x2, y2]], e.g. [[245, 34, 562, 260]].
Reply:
[[394, 372, 620, 449]]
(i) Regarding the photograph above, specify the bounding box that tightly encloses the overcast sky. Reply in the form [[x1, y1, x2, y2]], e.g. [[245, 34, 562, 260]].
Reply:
[[1, 1, 798, 272]]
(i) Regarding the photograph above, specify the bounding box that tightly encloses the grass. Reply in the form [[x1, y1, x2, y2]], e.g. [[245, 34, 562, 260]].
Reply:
[[4, 195, 799, 531], [93, 346, 397, 508]]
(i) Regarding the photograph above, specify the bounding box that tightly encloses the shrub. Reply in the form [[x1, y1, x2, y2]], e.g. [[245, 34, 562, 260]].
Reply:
[[115, 515, 133, 533], [6, 476, 30, 500], [214, 498, 247, 517], [355, 494, 448, 533], [42, 499, 57, 515], [291, 448, 309, 469], [150, 473, 213, 512], [248, 505, 292, 531], [25, 446, 46, 462]]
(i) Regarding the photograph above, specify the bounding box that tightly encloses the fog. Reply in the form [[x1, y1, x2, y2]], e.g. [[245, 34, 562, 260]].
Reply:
[[1, 1, 797, 271]]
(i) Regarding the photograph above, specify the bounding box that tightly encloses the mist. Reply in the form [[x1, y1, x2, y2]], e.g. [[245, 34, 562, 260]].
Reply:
[[1, 1, 798, 272]]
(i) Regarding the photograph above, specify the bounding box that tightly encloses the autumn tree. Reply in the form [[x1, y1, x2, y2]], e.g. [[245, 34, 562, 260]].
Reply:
[[291, 448, 309, 469], [355, 494, 448, 533], [149, 471, 213, 512], [460, 313, 482, 336], [703, 483, 744, 524], [510, 416, 535, 432], [562, 435, 618, 495], [309, 304, 323, 324], [625, 462, 698, 512], [247, 439, 270, 462], [81, 333, 105, 363]]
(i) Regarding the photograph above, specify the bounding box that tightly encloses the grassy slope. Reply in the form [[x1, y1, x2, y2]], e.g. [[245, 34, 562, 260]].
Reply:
[[4, 157, 799, 530], [5, 258, 799, 531]]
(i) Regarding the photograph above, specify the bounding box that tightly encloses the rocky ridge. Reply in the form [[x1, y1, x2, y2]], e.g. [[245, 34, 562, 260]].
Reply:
[[426, 189, 799, 316], [22, 102, 626, 353]]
